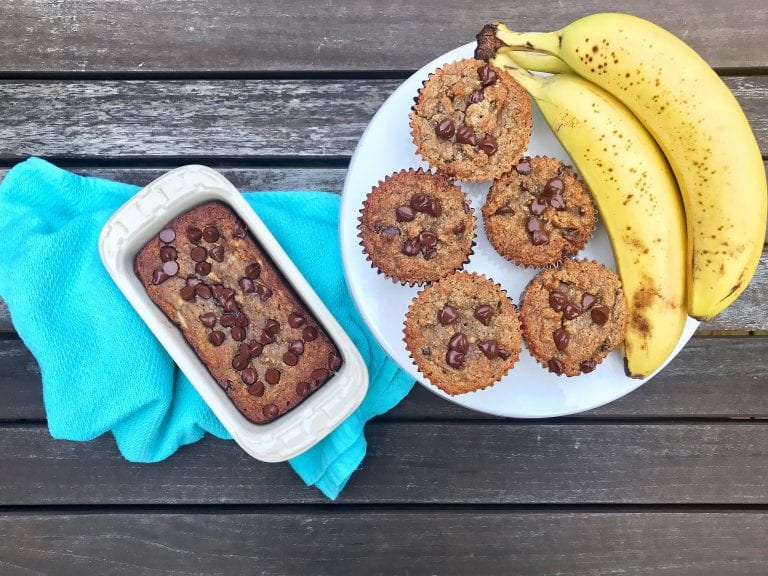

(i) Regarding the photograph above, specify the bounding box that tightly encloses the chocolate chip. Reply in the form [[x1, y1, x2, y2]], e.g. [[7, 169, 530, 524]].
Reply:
[[256, 284, 273, 301], [545, 177, 565, 195], [422, 346, 431, 357], [591, 306, 610, 326], [211, 284, 226, 299], [478, 339, 499, 359], [311, 368, 330, 382], [248, 340, 263, 357], [410, 193, 432, 213], [422, 246, 438, 260], [478, 64, 498, 85], [195, 261, 212, 276], [438, 305, 458, 326], [549, 291, 568, 312], [238, 343, 249, 357], [395, 205, 416, 222], [162, 260, 179, 276], [548, 358, 565, 375], [478, 134, 497, 155], [468, 90, 484, 104], [515, 159, 532, 174], [474, 305, 493, 326], [283, 352, 299, 366], [550, 194, 566, 210], [381, 226, 401, 239], [159, 246, 177, 262], [190, 246, 207, 262], [525, 216, 544, 233], [553, 328, 570, 352], [196, 284, 212, 299], [494, 205, 514, 215], [231, 326, 246, 341], [456, 125, 477, 146], [258, 331, 275, 345], [245, 263, 261, 279], [498, 347, 511, 360], [264, 319, 280, 335], [418, 231, 438, 247], [199, 312, 216, 328], [401, 238, 422, 257], [265, 368, 281, 385], [159, 229, 176, 243], [328, 352, 342, 371], [289, 340, 304, 355], [209, 330, 225, 346], [448, 332, 469, 353], [581, 293, 597, 310], [564, 302, 582, 320], [435, 118, 455, 139], [232, 222, 247, 239], [186, 226, 202, 243], [288, 313, 305, 329], [580, 359, 597, 373], [531, 230, 550, 246], [235, 277, 252, 293], [452, 221, 466, 234], [562, 229, 582, 243], [202, 226, 220, 243], [180, 284, 196, 301], [302, 326, 318, 342], [241, 368, 256, 386], [220, 314, 235, 328], [530, 197, 549, 215], [222, 297, 239, 313], [152, 269, 170, 285], [296, 382, 311, 397], [210, 246, 225, 262], [248, 381, 265, 397], [235, 313, 249, 328], [426, 198, 442, 217], [446, 349, 465, 369], [264, 404, 279, 419]]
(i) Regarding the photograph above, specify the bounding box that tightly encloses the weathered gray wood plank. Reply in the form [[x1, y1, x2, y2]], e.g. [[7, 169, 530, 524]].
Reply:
[[3, 336, 768, 422], [0, 77, 764, 159], [0, 511, 766, 576], [1, 0, 765, 72], [1, 422, 767, 504]]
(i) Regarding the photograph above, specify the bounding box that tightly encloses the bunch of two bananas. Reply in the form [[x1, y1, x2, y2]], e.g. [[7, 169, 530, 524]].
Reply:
[[475, 13, 767, 378]]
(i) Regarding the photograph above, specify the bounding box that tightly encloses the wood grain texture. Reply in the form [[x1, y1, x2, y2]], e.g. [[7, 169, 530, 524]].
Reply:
[[0, 511, 767, 576], [0, 77, 764, 159], [1, 421, 768, 504], [2, 336, 768, 422], [1, 0, 766, 72]]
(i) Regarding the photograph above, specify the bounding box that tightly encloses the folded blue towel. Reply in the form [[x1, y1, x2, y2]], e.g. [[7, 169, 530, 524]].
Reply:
[[0, 158, 413, 500]]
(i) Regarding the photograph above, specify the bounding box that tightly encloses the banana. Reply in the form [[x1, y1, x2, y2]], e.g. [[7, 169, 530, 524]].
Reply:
[[477, 14, 767, 320], [493, 53, 687, 377]]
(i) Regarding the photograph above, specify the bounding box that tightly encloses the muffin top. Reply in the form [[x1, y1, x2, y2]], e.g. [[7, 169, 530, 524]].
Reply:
[[359, 169, 476, 285], [520, 260, 627, 377], [404, 271, 523, 395], [409, 59, 532, 182], [483, 156, 596, 268]]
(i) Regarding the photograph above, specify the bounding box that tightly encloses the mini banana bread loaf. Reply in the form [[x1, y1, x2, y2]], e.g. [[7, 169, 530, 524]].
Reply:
[[135, 201, 341, 424]]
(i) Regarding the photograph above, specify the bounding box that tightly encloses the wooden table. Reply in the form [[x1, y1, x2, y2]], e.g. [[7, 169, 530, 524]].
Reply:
[[0, 2, 766, 574]]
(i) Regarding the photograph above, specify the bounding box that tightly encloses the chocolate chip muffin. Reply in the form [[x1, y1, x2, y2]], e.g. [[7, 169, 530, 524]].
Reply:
[[520, 259, 627, 377], [483, 156, 596, 268], [409, 59, 532, 182], [404, 271, 523, 395], [135, 201, 341, 424], [358, 168, 476, 285]]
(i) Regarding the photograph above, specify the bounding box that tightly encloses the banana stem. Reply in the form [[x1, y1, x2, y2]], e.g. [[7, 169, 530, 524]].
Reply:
[[497, 47, 573, 74], [494, 23, 563, 57]]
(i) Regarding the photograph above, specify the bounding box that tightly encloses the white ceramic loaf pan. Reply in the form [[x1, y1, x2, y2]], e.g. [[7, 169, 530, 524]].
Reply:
[[99, 165, 368, 462]]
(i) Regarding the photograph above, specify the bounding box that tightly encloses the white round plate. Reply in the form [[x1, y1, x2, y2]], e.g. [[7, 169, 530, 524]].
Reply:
[[339, 43, 698, 418]]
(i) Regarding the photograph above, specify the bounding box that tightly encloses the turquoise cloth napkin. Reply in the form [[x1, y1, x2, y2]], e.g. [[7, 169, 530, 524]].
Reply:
[[0, 158, 413, 500]]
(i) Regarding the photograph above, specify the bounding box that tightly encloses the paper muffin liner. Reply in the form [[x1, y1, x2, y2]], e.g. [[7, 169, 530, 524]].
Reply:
[[408, 58, 533, 183], [403, 271, 523, 395], [518, 258, 627, 377], [357, 167, 477, 287], [481, 155, 598, 270]]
